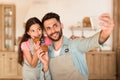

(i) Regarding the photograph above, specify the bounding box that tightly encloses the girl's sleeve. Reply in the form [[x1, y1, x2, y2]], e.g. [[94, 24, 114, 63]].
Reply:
[[21, 41, 30, 51]]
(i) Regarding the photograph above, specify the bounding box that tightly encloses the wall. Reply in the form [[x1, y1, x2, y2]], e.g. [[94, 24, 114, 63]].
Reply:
[[0, 0, 113, 50]]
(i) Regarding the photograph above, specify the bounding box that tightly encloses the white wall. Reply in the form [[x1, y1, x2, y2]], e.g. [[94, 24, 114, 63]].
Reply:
[[49, 0, 112, 37], [0, 0, 113, 50]]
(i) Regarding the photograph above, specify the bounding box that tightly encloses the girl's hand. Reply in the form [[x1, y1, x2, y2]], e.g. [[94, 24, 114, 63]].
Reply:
[[37, 47, 49, 72], [34, 41, 40, 51]]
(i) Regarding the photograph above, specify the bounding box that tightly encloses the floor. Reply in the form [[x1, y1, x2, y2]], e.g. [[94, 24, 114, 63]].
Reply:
[[0, 79, 113, 80], [89, 79, 116, 80], [0, 79, 22, 80]]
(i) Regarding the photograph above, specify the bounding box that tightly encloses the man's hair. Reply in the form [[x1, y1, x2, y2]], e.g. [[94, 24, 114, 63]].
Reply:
[[42, 12, 61, 26]]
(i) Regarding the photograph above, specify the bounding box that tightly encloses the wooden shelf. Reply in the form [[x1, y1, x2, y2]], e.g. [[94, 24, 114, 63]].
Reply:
[[70, 26, 95, 31]]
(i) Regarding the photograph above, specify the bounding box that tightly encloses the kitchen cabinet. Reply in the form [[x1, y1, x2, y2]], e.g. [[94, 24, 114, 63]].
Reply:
[[0, 52, 22, 79], [86, 51, 116, 80], [0, 4, 22, 79], [87, 52, 101, 79], [0, 4, 16, 51]]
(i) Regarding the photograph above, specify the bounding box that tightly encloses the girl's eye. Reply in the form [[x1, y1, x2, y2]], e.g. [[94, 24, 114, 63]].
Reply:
[[38, 28, 42, 31], [31, 30, 35, 32], [36, 28, 42, 32]]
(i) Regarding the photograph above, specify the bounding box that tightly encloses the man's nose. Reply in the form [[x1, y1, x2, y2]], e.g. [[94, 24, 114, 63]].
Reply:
[[51, 27, 56, 33]]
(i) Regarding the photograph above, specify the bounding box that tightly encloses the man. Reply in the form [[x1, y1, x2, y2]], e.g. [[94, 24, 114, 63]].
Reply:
[[41, 12, 114, 80]]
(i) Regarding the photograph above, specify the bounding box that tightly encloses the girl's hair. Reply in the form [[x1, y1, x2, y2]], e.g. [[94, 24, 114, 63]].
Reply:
[[18, 17, 43, 65]]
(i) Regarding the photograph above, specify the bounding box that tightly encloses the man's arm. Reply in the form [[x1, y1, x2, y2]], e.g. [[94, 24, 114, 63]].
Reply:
[[98, 13, 114, 44]]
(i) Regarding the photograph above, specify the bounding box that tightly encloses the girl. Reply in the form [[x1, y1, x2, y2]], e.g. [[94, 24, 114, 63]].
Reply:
[[18, 17, 51, 80]]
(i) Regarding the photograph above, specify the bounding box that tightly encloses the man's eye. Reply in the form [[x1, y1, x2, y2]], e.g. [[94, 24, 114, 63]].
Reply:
[[46, 27, 50, 31], [55, 24, 57, 27], [54, 24, 58, 28]]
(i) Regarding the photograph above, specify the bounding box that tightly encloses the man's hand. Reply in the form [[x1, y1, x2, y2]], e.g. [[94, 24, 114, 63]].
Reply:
[[99, 13, 114, 43]]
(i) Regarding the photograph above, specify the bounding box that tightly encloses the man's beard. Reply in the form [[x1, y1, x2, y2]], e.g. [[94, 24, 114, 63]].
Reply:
[[47, 29, 63, 41]]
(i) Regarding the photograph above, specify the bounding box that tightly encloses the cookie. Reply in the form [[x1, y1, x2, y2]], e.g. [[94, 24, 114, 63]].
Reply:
[[41, 45, 48, 52], [33, 37, 39, 44]]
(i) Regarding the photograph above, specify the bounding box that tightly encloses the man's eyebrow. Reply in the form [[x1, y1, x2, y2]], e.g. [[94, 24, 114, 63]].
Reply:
[[53, 23, 57, 26]]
